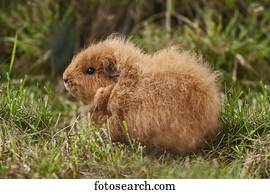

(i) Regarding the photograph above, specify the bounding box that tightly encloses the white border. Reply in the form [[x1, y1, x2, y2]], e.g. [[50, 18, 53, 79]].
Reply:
[[0, 179, 269, 194]]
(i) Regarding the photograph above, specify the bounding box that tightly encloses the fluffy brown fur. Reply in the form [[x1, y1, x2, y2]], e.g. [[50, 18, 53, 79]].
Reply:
[[63, 37, 220, 154]]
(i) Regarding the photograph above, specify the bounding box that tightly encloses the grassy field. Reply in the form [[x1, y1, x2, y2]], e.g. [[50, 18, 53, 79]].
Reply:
[[1, 0, 270, 178]]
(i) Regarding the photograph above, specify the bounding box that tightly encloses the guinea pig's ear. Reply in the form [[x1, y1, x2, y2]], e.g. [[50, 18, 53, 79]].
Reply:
[[102, 58, 120, 79]]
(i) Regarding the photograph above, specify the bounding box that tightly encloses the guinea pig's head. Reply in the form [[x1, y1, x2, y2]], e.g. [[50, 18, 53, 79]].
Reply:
[[63, 37, 144, 104]]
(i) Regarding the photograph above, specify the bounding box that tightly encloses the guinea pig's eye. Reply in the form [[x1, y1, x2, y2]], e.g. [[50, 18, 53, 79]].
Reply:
[[85, 67, 95, 75]]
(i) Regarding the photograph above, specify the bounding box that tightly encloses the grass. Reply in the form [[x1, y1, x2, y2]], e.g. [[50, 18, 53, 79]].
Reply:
[[1, 0, 270, 178]]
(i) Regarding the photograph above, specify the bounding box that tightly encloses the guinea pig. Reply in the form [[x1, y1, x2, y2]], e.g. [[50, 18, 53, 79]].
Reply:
[[63, 37, 220, 154]]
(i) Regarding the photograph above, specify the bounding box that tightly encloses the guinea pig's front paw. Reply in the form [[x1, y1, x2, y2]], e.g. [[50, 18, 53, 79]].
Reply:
[[94, 85, 114, 106], [95, 87, 105, 98], [93, 87, 107, 107]]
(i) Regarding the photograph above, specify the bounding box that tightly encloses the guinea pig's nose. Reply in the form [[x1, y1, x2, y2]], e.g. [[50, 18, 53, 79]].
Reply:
[[64, 79, 68, 83]]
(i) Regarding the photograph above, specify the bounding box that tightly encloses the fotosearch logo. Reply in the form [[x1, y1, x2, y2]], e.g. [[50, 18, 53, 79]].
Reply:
[[94, 180, 176, 191]]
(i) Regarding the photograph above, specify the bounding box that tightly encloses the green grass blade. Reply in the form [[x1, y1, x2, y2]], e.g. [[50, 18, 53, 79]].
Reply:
[[8, 33, 18, 79]]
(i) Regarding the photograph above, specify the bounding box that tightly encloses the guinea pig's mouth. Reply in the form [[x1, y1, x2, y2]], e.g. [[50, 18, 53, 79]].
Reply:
[[63, 81, 79, 99], [64, 82, 70, 92]]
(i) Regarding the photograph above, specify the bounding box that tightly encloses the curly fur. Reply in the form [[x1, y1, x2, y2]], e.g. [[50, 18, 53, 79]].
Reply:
[[63, 37, 220, 154]]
